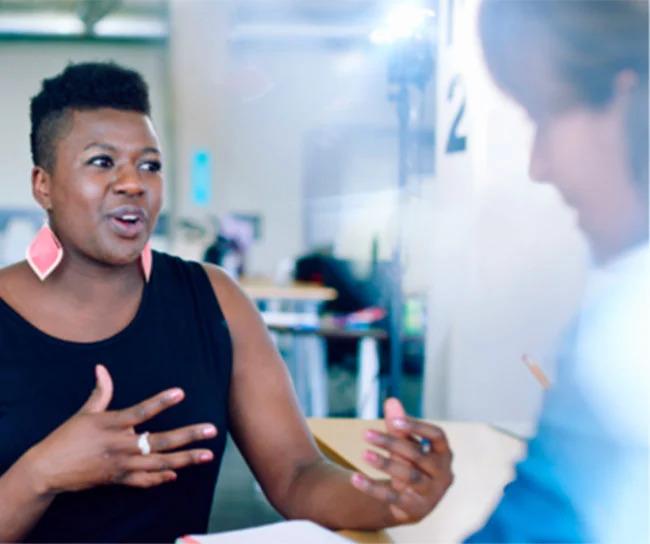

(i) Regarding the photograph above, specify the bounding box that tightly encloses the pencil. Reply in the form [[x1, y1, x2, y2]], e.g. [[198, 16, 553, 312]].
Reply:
[[522, 354, 551, 389]]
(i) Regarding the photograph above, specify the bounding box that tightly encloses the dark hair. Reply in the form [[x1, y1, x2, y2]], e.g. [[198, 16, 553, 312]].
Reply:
[[30, 61, 151, 171], [479, 0, 648, 191]]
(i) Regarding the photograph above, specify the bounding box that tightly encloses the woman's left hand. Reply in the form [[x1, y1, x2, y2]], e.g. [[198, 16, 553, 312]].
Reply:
[[350, 398, 454, 525]]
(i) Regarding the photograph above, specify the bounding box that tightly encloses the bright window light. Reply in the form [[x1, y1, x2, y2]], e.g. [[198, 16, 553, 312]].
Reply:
[[94, 16, 167, 39], [370, 4, 436, 45], [0, 13, 84, 35]]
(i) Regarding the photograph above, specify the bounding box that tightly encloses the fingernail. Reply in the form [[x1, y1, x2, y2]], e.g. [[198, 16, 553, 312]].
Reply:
[[200, 451, 213, 462], [365, 430, 379, 442], [392, 418, 409, 430], [167, 389, 183, 401], [202, 425, 217, 437], [168, 472, 177, 481], [351, 473, 368, 490], [363, 450, 378, 463]]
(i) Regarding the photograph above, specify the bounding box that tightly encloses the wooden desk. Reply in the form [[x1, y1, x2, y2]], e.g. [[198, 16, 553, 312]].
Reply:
[[241, 280, 338, 302], [307, 418, 526, 543]]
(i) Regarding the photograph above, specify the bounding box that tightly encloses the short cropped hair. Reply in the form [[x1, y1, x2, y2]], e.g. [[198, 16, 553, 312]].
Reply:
[[30, 62, 151, 171]]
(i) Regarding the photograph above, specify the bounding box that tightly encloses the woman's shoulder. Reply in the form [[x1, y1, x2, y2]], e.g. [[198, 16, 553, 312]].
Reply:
[[197, 262, 262, 331], [0, 261, 35, 301], [199, 262, 247, 311], [153, 251, 230, 288], [0, 260, 28, 279], [153, 251, 246, 313], [152, 251, 258, 325], [153, 251, 236, 290]]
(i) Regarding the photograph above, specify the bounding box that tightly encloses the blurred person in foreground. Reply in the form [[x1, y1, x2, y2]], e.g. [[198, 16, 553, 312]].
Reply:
[[467, 1, 648, 541]]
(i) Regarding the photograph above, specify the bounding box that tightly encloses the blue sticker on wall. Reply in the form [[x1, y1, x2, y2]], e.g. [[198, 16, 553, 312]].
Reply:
[[191, 150, 212, 206]]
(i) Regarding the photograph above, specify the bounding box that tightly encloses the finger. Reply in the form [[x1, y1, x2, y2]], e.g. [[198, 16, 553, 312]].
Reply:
[[391, 419, 451, 455], [122, 424, 218, 454], [363, 449, 431, 493], [123, 449, 214, 472], [383, 397, 409, 438], [117, 470, 177, 488], [111, 388, 185, 428], [351, 474, 430, 524], [79, 364, 114, 414], [351, 473, 402, 505], [380, 398, 420, 495], [364, 430, 444, 478], [389, 504, 410, 523]]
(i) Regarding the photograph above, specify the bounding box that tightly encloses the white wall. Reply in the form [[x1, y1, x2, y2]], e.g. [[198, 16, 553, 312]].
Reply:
[[168, 2, 589, 431], [421, 0, 589, 430], [168, 0, 410, 276]]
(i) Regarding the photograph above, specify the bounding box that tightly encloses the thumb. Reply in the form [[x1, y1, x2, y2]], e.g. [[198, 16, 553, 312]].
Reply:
[[79, 364, 114, 414], [384, 397, 409, 437]]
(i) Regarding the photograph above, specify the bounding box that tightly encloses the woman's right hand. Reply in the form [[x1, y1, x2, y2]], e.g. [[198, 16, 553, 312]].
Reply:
[[22, 364, 217, 496]]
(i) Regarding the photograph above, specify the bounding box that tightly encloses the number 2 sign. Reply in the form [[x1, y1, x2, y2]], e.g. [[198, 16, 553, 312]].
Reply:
[[445, 74, 467, 153], [443, 0, 469, 155]]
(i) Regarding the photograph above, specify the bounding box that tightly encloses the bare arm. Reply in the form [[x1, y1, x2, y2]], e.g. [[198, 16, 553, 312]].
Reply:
[[0, 453, 55, 542], [204, 265, 452, 530]]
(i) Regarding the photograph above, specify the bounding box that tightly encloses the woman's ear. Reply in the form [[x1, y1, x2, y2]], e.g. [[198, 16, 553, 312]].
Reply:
[[32, 166, 53, 211]]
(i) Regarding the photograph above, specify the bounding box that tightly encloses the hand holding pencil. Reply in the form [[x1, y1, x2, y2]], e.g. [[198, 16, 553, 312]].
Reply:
[[350, 398, 453, 525]]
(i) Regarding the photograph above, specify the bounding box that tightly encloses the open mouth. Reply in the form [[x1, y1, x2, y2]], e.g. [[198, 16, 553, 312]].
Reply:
[[114, 214, 141, 227], [107, 208, 147, 238]]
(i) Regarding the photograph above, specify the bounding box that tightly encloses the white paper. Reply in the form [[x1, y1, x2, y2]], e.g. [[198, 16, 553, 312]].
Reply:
[[177, 520, 352, 544]]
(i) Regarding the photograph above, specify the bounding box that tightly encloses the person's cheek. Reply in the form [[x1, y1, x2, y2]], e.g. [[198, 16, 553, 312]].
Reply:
[[149, 177, 163, 227], [78, 170, 108, 200]]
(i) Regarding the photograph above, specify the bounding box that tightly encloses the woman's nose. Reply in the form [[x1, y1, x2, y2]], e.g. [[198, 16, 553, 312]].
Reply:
[[112, 166, 145, 196]]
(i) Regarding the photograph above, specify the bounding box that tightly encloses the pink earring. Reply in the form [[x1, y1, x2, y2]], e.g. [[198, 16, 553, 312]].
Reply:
[[26, 222, 63, 281], [141, 241, 152, 283]]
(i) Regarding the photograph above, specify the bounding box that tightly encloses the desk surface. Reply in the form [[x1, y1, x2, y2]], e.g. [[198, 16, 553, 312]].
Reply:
[[268, 324, 388, 340], [240, 280, 338, 302], [307, 418, 526, 544]]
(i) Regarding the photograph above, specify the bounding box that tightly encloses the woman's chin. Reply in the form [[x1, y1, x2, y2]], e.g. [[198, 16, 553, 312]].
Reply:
[[96, 244, 146, 268]]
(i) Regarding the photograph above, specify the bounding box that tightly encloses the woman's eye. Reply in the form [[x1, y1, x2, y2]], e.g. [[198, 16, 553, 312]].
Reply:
[[140, 160, 162, 173], [87, 155, 113, 168]]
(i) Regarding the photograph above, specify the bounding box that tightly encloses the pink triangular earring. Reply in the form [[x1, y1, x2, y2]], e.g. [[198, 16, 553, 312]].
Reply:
[[26, 222, 63, 281], [141, 241, 152, 283]]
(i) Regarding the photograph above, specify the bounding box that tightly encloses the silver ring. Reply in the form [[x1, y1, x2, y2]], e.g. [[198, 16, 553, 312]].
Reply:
[[419, 438, 432, 455], [137, 431, 151, 455]]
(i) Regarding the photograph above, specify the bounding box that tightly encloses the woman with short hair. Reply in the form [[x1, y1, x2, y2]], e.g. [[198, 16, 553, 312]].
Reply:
[[0, 62, 452, 542]]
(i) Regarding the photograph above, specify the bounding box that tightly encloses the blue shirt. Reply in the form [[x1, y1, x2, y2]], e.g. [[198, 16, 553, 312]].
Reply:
[[467, 246, 649, 543]]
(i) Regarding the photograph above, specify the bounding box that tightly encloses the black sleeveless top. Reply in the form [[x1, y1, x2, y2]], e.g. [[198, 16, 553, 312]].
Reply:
[[0, 252, 232, 542]]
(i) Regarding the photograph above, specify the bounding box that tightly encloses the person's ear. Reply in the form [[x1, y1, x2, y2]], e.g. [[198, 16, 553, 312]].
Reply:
[[605, 70, 641, 142], [32, 166, 53, 211], [614, 69, 640, 96], [611, 69, 642, 117]]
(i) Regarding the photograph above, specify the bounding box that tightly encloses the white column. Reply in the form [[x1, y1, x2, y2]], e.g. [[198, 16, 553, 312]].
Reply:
[[356, 337, 380, 419], [422, 0, 588, 428]]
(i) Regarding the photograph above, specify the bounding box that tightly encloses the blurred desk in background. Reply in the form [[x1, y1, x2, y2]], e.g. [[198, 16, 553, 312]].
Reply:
[[241, 279, 337, 307], [267, 324, 387, 419], [241, 279, 388, 419], [241, 280, 338, 417], [307, 418, 525, 543]]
